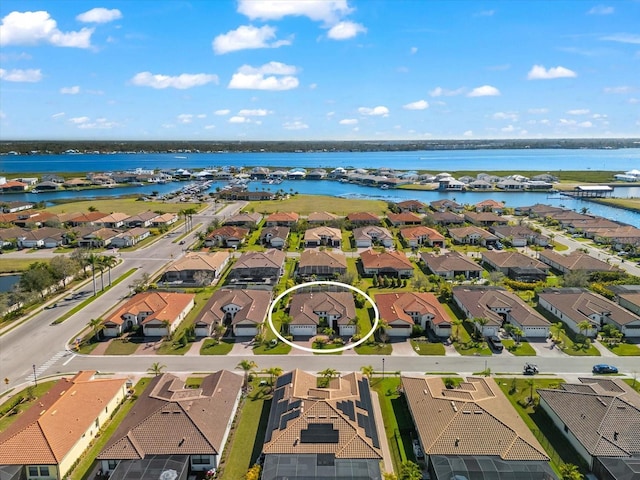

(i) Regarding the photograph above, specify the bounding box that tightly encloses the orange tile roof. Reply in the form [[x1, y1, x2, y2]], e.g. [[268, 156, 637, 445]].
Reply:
[[105, 291, 194, 326], [375, 292, 451, 326], [267, 211, 299, 223], [400, 226, 444, 241], [360, 249, 413, 271]]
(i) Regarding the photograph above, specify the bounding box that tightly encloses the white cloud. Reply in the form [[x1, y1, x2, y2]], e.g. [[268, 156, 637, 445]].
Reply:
[[410, 46, 418, 54], [528, 108, 549, 114], [237, 0, 352, 24], [559, 118, 577, 126], [600, 33, 640, 44], [0, 68, 42, 82], [358, 106, 389, 116], [578, 121, 593, 128], [69, 116, 90, 124], [467, 85, 500, 97], [339, 118, 358, 125], [629, 98, 639, 104], [567, 109, 590, 115], [228, 62, 299, 91], [403, 100, 429, 110], [204, 125, 216, 130], [527, 65, 576, 79], [229, 116, 249, 123], [60, 85, 80, 95], [0, 11, 93, 48], [493, 111, 518, 121], [587, 5, 614, 15], [76, 8, 122, 23], [177, 114, 194, 124], [131, 72, 218, 89], [463, 130, 473, 137], [592, 113, 608, 119], [604, 86, 633, 94], [327, 21, 366, 40], [51, 112, 65, 119], [309, 83, 317, 89], [214, 109, 230, 115], [75, 117, 119, 130], [283, 121, 309, 130], [429, 86, 464, 97], [238, 109, 270, 116], [501, 125, 515, 132], [213, 25, 291, 54], [476, 10, 495, 16]]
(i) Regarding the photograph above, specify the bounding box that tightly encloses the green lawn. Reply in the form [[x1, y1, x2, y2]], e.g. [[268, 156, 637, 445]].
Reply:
[[603, 342, 640, 356], [623, 378, 640, 394], [341, 230, 355, 251], [253, 341, 292, 355], [0, 381, 56, 431], [104, 338, 141, 355], [45, 198, 203, 215], [0, 258, 39, 273], [502, 339, 537, 356], [200, 338, 235, 355], [245, 194, 388, 215], [557, 332, 600, 356], [410, 339, 445, 355], [354, 342, 393, 355], [453, 322, 492, 356]]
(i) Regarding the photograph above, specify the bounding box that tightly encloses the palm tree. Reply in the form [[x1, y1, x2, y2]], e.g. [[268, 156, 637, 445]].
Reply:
[[147, 362, 166, 377], [318, 368, 339, 387], [360, 365, 374, 380], [263, 367, 283, 388], [377, 321, 391, 344], [511, 326, 525, 345], [102, 255, 118, 286], [473, 317, 489, 338], [559, 463, 584, 480], [87, 318, 104, 341], [236, 359, 258, 389], [451, 318, 463, 342], [96, 256, 107, 291], [87, 253, 100, 296], [577, 320, 593, 337], [550, 322, 565, 343]]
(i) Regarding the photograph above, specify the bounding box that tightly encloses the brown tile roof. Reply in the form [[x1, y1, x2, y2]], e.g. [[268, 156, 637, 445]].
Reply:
[[0, 226, 26, 240], [464, 211, 507, 224], [448, 226, 498, 241], [353, 226, 393, 242], [376, 292, 451, 326], [96, 212, 130, 223], [232, 249, 286, 270], [17, 226, 65, 241], [299, 249, 348, 269], [307, 211, 339, 222], [84, 227, 121, 241], [290, 292, 356, 326], [538, 250, 619, 272], [126, 210, 160, 223], [152, 213, 178, 224], [476, 199, 504, 209], [0, 372, 127, 465], [402, 376, 549, 461], [164, 251, 230, 273], [224, 212, 263, 225], [262, 370, 382, 459], [387, 212, 422, 224], [346, 212, 380, 223], [360, 249, 413, 271], [206, 225, 249, 240], [400, 226, 445, 242], [420, 251, 483, 274], [267, 211, 299, 223], [260, 226, 290, 241], [99, 371, 242, 460], [538, 378, 640, 458], [106, 291, 195, 326], [69, 211, 109, 223], [482, 251, 549, 270], [194, 288, 272, 327], [303, 226, 341, 242], [396, 199, 426, 210]]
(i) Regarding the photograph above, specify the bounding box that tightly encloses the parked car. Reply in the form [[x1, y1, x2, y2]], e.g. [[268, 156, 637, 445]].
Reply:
[[593, 364, 618, 374], [487, 335, 504, 352], [523, 363, 539, 375]]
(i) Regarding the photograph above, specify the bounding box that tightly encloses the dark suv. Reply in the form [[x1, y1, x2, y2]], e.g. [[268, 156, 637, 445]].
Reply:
[[487, 335, 504, 352]]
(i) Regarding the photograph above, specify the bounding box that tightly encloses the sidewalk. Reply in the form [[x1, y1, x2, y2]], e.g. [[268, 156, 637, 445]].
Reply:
[[591, 340, 617, 358]]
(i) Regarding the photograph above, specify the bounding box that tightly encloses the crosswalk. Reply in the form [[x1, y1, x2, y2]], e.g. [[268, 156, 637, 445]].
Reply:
[[25, 350, 70, 381]]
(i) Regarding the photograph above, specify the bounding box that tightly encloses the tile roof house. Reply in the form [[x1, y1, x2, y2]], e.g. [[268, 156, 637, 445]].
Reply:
[[448, 226, 498, 246], [67, 211, 109, 226], [430, 199, 463, 213], [77, 227, 122, 248], [481, 251, 550, 283], [490, 225, 550, 247], [151, 212, 178, 227], [464, 211, 509, 227], [515, 203, 565, 218], [110, 227, 151, 248], [16, 226, 66, 249], [360, 249, 414, 278], [194, 288, 272, 337], [346, 211, 380, 225], [103, 291, 195, 337], [228, 249, 286, 285], [95, 212, 130, 229], [420, 251, 484, 281], [261, 370, 383, 480], [298, 249, 347, 279], [400, 226, 445, 248], [424, 210, 465, 226], [289, 291, 357, 337], [204, 225, 249, 248], [376, 292, 452, 337], [303, 226, 342, 248], [161, 251, 231, 286], [537, 250, 620, 275], [266, 211, 299, 227], [396, 199, 426, 213], [538, 377, 640, 470], [98, 371, 243, 477], [260, 226, 290, 249], [0, 226, 26, 248], [0, 371, 128, 480], [475, 199, 505, 213], [538, 288, 640, 338], [353, 225, 394, 248], [307, 211, 340, 223], [124, 210, 160, 228], [223, 211, 263, 228], [402, 376, 554, 480], [387, 211, 422, 226], [453, 286, 551, 338]]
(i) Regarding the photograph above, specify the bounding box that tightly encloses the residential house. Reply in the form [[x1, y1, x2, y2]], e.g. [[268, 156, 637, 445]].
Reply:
[[289, 291, 357, 337], [261, 370, 383, 480], [265, 211, 299, 227], [403, 376, 555, 480], [360, 249, 414, 278], [430, 199, 463, 213], [346, 212, 380, 225], [420, 251, 484, 281], [17, 227, 66, 249], [260, 226, 290, 249], [151, 212, 178, 227], [77, 227, 121, 248], [353, 226, 394, 248], [448, 226, 498, 246], [298, 249, 347, 279], [464, 211, 509, 227], [537, 250, 620, 275], [228, 249, 286, 284], [307, 211, 339, 224], [424, 210, 465, 226], [94, 212, 130, 229], [538, 378, 640, 472], [387, 211, 422, 226], [204, 225, 249, 248], [98, 371, 242, 477], [496, 179, 525, 190], [102, 291, 195, 337], [515, 203, 565, 218], [490, 225, 550, 247], [12, 211, 57, 228], [453, 286, 551, 338], [67, 211, 109, 227], [376, 292, 452, 337], [400, 226, 445, 248], [303, 226, 342, 248], [161, 251, 230, 285], [0, 180, 28, 192], [538, 288, 640, 338], [125, 211, 160, 228], [0, 371, 128, 480], [475, 199, 505, 213], [194, 288, 271, 337], [481, 251, 550, 283], [110, 227, 151, 248], [0, 226, 26, 249], [63, 178, 91, 189], [306, 168, 327, 180], [224, 212, 263, 228], [1, 201, 34, 213], [396, 199, 426, 213]]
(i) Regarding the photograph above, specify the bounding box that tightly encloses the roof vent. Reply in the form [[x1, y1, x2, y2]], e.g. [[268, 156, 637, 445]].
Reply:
[[614, 432, 619, 441], [455, 438, 460, 447], [450, 401, 458, 413]]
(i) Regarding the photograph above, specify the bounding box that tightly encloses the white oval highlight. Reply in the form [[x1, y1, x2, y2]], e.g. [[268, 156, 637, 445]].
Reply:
[[266, 280, 380, 354]]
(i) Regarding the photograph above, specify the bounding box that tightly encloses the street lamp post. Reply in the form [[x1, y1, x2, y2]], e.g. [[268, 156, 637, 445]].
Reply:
[[32, 364, 37, 387], [382, 358, 385, 380]]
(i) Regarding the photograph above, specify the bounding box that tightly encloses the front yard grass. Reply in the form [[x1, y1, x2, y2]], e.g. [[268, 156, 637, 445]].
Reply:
[[253, 341, 292, 355], [246, 195, 388, 216], [410, 339, 445, 355], [104, 338, 140, 355], [502, 339, 536, 356], [623, 378, 640, 394], [46, 198, 202, 215], [452, 322, 492, 356], [200, 338, 235, 355], [354, 342, 393, 355], [603, 342, 640, 356]]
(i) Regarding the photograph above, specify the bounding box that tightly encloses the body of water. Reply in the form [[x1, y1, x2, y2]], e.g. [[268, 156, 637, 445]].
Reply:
[[0, 274, 20, 293]]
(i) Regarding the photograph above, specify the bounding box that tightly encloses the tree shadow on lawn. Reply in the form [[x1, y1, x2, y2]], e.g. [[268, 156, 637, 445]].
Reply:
[[250, 398, 272, 466]]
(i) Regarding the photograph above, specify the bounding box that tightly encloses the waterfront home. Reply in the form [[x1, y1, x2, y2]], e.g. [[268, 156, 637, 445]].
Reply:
[[429, 199, 463, 213], [387, 211, 422, 226], [63, 177, 91, 188], [124, 210, 161, 228], [1, 201, 34, 213], [194, 288, 271, 336], [261, 370, 383, 480], [161, 251, 230, 286], [423, 210, 465, 226], [223, 211, 263, 228], [400, 226, 445, 248], [98, 371, 242, 477], [298, 249, 347, 279], [303, 226, 342, 248], [219, 188, 276, 201], [538, 378, 640, 472], [77, 227, 121, 248], [0, 180, 28, 192], [463, 211, 509, 227], [538, 288, 640, 338], [67, 211, 109, 227], [260, 226, 290, 249], [396, 199, 426, 213], [0, 371, 128, 480], [438, 177, 465, 191], [467, 179, 493, 190], [489, 225, 550, 247], [94, 212, 130, 229], [306, 168, 327, 180], [204, 225, 249, 248], [250, 166, 270, 178], [420, 251, 484, 281], [524, 180, 554, 191], [289, 291, 357, 337], [150, 212, 178, 227], [265, 211, 299, 227], [403, 376, 554, 480], [481, 251, 550, 283], [228, 249, 286, 284], [537, 250, 619, 274], [17, 226, 66, 249], [496, 179, 525, 190], [102, 291, 195, 337], [33, 181, 60, 191], [447, 226, 498, 246], [453, 286, 551, 338], [360, 249, 414, 278], [376, 292, 452, 337], [353, 225, 394, 248], [307, 211, 339, 224], [346, 211, 380, 225], [514, 203, 566, 218]]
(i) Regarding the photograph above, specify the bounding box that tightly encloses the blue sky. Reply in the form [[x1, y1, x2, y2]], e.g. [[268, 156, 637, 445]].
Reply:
[[0, 0, 639, 141]]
